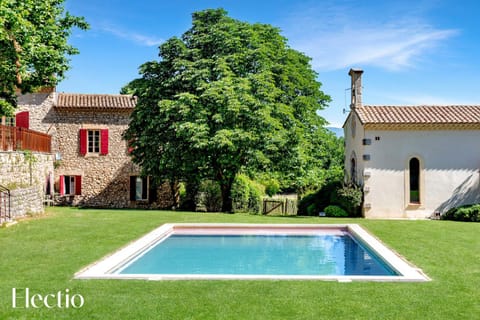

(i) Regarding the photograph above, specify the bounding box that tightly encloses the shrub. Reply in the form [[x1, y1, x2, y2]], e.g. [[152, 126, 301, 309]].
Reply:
[[298, 181, 342, 216], [198, 180, 222, 212], [231, 175, 249, 211], [231, 174, 264, 214], [331, 184, 363, 217], [324, 205, 348, 217], [298, 181, 363, 217], [247, 182, 263, 214], [264, 179, 280, 197], [306, 203, 317, 216], [442, 204, 480, 222], [0, 100, 14, 117]]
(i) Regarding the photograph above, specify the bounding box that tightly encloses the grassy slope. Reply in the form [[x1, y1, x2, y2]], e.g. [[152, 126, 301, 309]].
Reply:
[[0, 207, 478, 319]]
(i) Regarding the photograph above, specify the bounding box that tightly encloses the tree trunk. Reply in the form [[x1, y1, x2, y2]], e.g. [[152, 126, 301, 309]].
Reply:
[[169, 180, 180, 209], [181, 181, 199, 211], [220, 180, 234, 213]]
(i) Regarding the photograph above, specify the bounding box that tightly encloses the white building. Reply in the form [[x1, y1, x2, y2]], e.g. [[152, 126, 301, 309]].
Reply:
[[343, 69, 480, 219]]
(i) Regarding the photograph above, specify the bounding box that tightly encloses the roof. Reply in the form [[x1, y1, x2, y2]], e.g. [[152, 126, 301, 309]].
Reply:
[[55, 93, 136, 110], [353, 105, 480, 130]]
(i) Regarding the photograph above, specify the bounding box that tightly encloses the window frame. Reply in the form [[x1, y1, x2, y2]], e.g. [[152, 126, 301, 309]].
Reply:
[[79, 128, 109, 156], [409, 157, 421, 204], [88, 130, 101, 154]]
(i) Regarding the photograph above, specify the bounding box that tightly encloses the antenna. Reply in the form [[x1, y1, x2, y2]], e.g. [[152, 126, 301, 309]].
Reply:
[[344, 88, 351, 111]]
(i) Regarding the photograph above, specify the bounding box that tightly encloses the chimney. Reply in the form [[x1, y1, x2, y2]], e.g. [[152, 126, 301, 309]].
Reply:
[[349, 68, 363, 109]]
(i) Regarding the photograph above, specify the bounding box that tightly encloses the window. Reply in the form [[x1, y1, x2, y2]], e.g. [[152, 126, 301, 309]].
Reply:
[[88, 130, 100, 153], [409, 158, 420, 203], [59, 175, 82, 195], [79, 129, 108, 156], [129, 176, 157, 202], [351, 157, 357, 184]]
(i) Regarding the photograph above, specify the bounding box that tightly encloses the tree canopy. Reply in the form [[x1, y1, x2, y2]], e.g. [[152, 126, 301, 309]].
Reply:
[[124, 9, 336, 212], [0, 0, 88, 114]]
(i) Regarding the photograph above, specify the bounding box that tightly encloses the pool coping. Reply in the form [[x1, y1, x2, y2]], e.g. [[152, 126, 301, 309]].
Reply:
[[74, 223, 430, 282]]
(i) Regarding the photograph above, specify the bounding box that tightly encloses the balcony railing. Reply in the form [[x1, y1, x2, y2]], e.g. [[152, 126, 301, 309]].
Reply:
[[0, 185, 11, 223], [0, 125, 51, 153], [0, 116, 15, 127]]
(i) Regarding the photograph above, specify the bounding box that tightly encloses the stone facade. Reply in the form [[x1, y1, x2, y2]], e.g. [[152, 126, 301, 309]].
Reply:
[[54, 108, 133, 207], [15, 92, 173, 209]]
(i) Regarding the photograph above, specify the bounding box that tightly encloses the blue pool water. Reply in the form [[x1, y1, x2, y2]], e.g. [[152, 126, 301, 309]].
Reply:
[[118, 234, 397, 276]]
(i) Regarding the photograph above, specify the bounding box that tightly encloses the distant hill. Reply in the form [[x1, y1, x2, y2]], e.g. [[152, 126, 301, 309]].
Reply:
[[326, 127, 344, 137]]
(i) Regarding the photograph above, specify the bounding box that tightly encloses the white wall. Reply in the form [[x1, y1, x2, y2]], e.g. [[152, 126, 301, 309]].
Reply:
[[362, 129, 480, 218]]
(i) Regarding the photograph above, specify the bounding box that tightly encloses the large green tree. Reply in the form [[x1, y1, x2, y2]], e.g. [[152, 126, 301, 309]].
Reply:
[[124, 9, 332, 212], [0, 0, 88, 113]]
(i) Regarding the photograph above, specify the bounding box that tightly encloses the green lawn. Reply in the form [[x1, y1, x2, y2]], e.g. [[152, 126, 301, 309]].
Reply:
[[0, 207, 479, 319]]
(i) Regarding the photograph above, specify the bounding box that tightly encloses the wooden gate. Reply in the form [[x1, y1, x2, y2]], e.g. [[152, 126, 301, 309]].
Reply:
[[262, 198, 297, 215]]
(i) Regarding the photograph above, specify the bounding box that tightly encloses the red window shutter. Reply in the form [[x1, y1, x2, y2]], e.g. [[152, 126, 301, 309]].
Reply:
[[15, 111, 29, 129], [100, 129, 109, 155], [75, 176, 82, 195], [59, 175, 64, 196], [79, 129, 87, 155]]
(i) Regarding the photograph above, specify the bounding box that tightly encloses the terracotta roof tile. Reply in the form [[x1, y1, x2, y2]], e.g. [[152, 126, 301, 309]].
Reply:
[[355, 105, 480, 124], [55, 93, 136, 110]]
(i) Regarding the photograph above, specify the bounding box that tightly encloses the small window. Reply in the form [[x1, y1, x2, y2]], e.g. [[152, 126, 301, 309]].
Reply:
[[375, 136, 381, 141], [88, 130, 100, 153], [362, 138, 371, 145], [64, 176, 75, 195], [409, 158, 420, 203], [59, 175, 82, 196], [351, 157, 357, 184]]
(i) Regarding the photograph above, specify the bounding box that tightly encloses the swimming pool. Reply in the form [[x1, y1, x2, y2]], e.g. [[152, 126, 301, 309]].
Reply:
[[75, 224, 429, 281]]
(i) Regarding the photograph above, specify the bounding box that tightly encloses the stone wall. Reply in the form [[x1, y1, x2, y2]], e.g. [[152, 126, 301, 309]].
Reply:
[[0, 151, 54, 217], [10, 186, 44, 217], [0, 152, 54, 192]]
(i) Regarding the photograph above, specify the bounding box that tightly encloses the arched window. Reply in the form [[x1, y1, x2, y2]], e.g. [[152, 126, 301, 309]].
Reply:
[[351, 157, 357, 185], [409, 157, 420, 203]]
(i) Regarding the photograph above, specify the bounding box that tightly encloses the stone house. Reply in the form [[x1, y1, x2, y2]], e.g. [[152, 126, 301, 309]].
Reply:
[[343, 69, 480, 219], [16, 90, 173, 208]]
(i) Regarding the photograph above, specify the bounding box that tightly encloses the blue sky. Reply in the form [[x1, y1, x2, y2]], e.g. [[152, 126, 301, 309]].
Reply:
[[59, 0, 480, 127]]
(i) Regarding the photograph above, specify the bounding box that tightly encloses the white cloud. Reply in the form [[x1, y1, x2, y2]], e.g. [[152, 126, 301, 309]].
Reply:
[[283, 1, 459, 71], [99, 24, 163, 47]]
